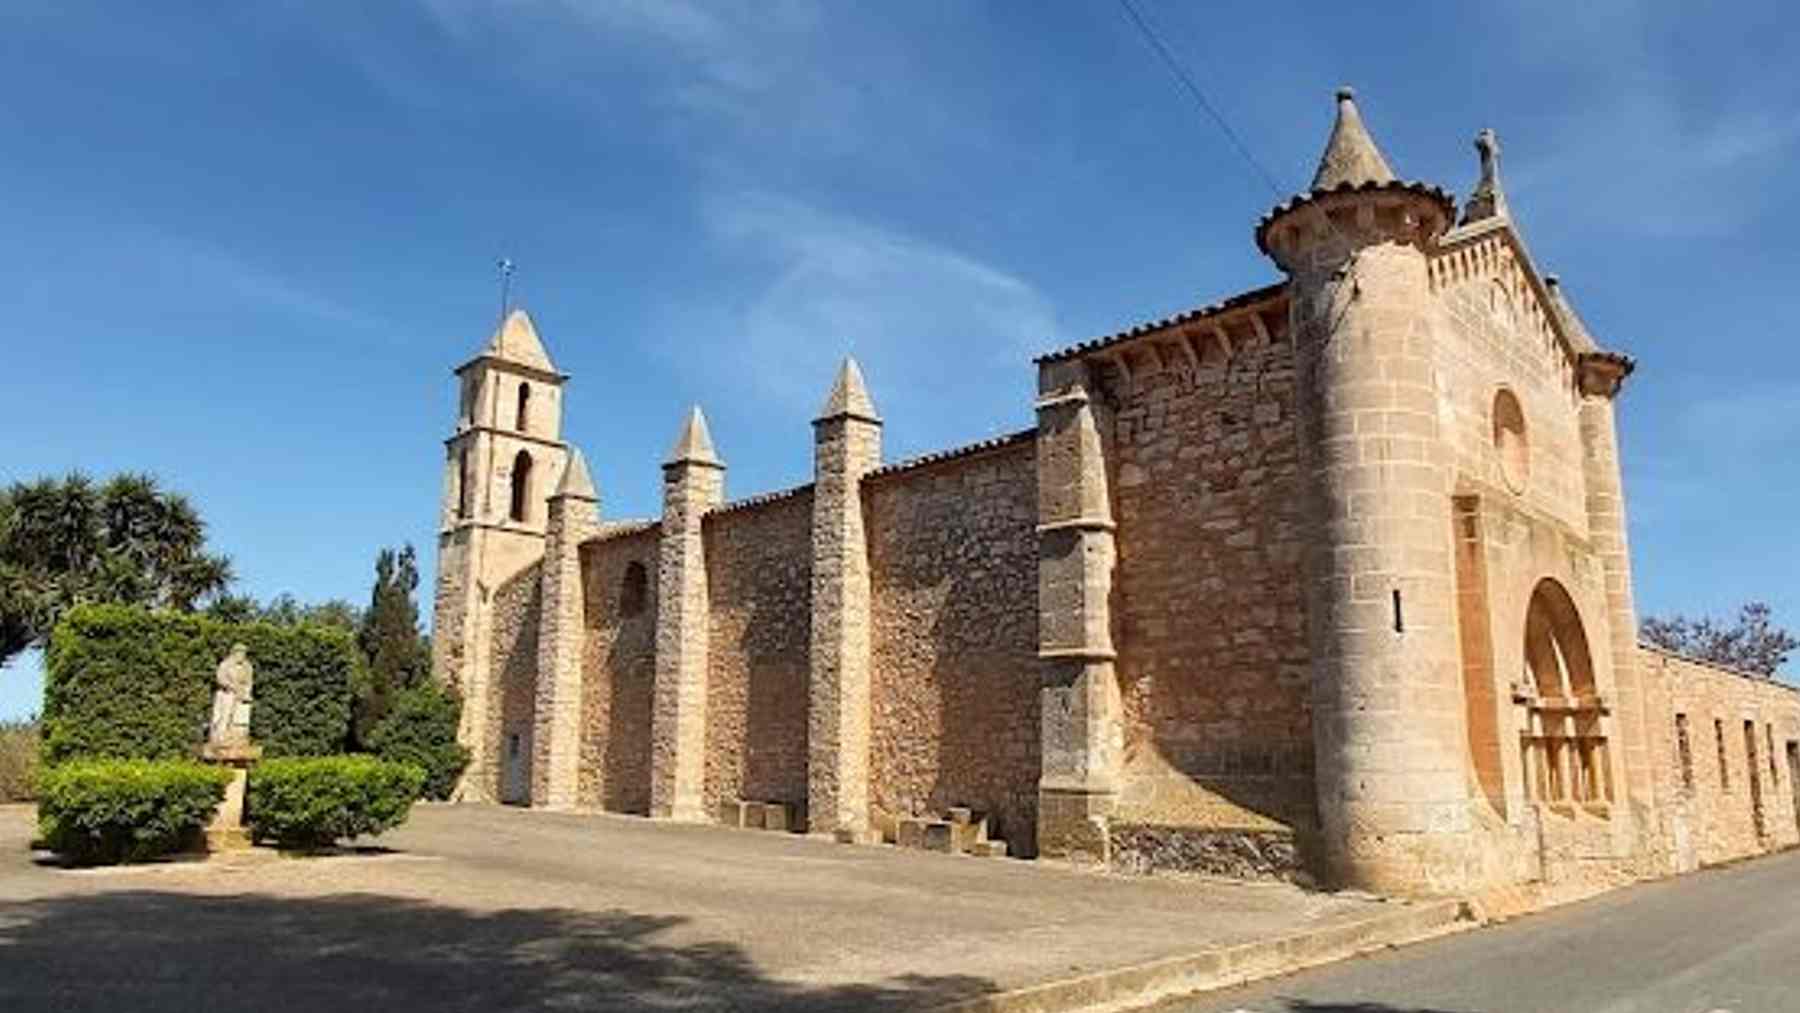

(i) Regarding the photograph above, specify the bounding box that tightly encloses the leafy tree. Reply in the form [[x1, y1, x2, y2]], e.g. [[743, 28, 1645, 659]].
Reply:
[[352, 545, 432, 746], [1642, 601, 1799, 678], [206, 592, 360, 632], [366, 682, 470, 800], [0, 473, 232, 667]]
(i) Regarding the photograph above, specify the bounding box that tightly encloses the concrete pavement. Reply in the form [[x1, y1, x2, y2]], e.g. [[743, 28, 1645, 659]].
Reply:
[[0, 803, 1445, 1012], [1156, 847, 1800, 1013]]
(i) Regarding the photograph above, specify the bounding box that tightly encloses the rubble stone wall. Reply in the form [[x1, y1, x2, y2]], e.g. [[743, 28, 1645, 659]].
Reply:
[[579, 527, 659, 813], [490, 560, 543, 805], [703, 489, 815, 819], [864, 439, 1041, 854], [1644, 647, 1800, 867]]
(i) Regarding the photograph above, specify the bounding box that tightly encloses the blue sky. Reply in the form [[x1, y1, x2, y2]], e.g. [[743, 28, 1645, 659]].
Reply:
[[3, 1, 1798, 716]]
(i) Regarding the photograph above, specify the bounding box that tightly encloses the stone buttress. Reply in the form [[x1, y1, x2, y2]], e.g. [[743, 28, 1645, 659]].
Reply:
[[808, 359, 883, 837], [531, 448, 599, 808], [1033, 357, 1123, 862], [650, 408, 725, 820]]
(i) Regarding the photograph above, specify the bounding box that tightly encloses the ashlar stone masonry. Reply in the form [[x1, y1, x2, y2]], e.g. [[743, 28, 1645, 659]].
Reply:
[[433, 88, 1800, 896]]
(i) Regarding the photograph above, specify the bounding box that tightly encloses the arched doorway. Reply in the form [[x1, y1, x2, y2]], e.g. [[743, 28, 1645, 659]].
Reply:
[[1518, 579, 1610, 812]]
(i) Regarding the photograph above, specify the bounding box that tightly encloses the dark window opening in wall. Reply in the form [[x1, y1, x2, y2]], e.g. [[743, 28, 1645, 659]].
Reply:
[[457, 449, 471, 519], [1787, 742, 1800, 838], [620, 561, 648, 617], [510, 450, 534, 523], [1676, 713, 1694, 793], [516, 383, 531, 433], [1392, 590, 1404, 633], [1769, 724, 1779, 783], [1717, 719, 1730, 792], [1746, 720, 1767, 839]]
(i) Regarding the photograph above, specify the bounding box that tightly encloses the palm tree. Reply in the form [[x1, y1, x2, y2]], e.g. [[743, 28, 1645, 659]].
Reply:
[[0, 472, 234, 666]]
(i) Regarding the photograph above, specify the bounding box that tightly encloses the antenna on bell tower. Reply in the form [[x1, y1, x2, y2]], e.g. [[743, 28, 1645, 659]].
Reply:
[[496, 257, 516, 327]]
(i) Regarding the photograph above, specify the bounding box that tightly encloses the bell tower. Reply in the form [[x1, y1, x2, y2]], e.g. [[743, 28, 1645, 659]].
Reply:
[[431, 307, 570, 801]]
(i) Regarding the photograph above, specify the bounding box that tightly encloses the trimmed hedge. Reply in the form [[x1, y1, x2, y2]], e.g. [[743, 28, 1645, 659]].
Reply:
[[37, 759, 232, 864], [42, 604, 356, 763], [366, 682, 470, 801], [247, 755, 423, 848]]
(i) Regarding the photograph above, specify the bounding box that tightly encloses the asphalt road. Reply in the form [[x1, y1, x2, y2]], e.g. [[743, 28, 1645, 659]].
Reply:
[[1157, 848, 1800, 1013]]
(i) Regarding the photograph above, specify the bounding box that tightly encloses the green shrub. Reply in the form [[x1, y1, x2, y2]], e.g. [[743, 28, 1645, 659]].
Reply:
[[36, 759, 231, 864], [365, 682, 470, 800], [247, 755, 423, 849], [0, 718, 38, 801], [41, 604, 356, 763]]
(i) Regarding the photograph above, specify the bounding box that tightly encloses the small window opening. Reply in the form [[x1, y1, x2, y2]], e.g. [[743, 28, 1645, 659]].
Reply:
[[516, 383, 531, 433], [1391, 589, 1404, 633], [456, 449, 472, 519], [1676, 713, 1694, 793], [1717, 719, 1731, 792], [509, 450, 534, 523]]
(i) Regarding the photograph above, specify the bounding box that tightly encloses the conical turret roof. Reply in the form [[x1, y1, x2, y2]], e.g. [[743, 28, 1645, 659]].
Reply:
[[665, 406, 723, 467], [553, 447, 599, 500], [816, 357, 881, 422], [1310, 87, 1397, 191], [1256, 87, 1454, 261]]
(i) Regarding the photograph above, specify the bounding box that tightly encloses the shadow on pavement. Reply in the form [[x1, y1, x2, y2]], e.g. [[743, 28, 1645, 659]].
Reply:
[[0, 890, 997, 1012]]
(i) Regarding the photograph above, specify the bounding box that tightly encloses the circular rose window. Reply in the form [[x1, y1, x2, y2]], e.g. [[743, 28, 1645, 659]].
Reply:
[[1492, 389, 1529, 494]]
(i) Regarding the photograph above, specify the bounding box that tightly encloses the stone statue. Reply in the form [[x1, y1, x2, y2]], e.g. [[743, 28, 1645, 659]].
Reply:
[[208, 644, 254, 748]]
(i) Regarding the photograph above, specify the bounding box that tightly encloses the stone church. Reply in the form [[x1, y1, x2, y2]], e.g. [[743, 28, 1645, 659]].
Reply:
[[432, 89, 1800, 897]]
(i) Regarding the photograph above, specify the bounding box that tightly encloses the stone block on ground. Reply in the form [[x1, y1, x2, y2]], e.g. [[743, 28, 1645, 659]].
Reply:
[[922, 820, 958, 853], [969, 839, 1009, 858], [741, 801, 767, 830], [896, 818, 928, 850], [760, 802, 792, 833], [950, 816, 988, 852], [718, 800, 751, 828]]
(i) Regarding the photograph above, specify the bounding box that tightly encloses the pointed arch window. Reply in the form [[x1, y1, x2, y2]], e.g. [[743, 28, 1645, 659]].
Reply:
[[510, 450, 534, 523], [516, 383, 531, 433]]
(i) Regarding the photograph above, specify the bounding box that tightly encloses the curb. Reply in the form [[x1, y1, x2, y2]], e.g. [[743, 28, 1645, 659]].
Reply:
[[927, 898, 1468, 1013]]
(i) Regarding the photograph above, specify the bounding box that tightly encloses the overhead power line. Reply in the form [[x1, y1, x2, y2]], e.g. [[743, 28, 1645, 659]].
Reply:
[[1112, 0, 1287, 198]]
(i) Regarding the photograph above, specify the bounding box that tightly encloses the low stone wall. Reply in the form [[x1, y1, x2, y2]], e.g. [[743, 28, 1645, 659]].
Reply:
[[1109, 823, 1302, 880], [1643, 646, 1800, 869]]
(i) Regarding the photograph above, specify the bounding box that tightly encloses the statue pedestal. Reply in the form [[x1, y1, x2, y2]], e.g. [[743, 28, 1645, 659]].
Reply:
[[201, 742, 263, 852]]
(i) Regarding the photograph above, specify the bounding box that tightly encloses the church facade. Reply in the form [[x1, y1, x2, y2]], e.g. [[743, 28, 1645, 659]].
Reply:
[[432, 90, 1800, 897]]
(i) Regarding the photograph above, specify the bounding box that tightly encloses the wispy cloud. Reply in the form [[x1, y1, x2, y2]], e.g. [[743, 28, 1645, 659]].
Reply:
[[124, 229, 389, 336], [658, 192, 1058, 444], [1487, 1, 1800, 238]]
